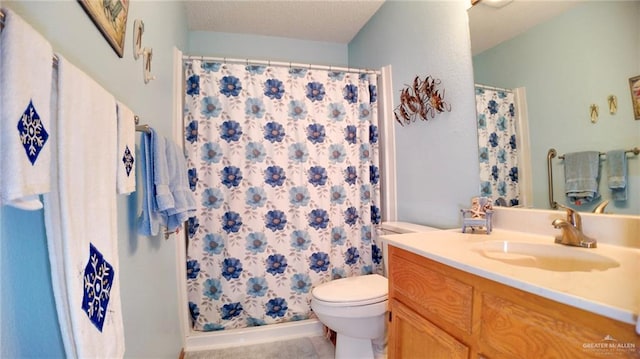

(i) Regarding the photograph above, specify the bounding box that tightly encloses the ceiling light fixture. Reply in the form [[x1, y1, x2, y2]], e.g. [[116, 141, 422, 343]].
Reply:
[[481, 0, 514, 9]]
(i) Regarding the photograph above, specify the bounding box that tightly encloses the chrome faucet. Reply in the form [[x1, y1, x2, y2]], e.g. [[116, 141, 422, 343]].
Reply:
[[551, 205, 597, 248]]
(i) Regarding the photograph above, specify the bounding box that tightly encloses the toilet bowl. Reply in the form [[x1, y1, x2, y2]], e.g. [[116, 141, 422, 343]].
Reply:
[[311, 222, 440, 359]]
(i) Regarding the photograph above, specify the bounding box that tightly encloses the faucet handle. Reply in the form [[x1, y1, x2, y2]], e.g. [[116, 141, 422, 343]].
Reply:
[[593, 200, 609, 214], [557, 204, 582, 230]]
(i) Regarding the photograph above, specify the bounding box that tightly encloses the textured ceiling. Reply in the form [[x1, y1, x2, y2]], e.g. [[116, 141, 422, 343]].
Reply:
[[185, 0, 385, 44]]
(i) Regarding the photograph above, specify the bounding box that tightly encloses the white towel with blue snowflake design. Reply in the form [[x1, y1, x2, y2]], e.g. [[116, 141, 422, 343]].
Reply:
[[0, 8, 53, 210], [43, 54, 124, 358], [116, 101, 136, 194]]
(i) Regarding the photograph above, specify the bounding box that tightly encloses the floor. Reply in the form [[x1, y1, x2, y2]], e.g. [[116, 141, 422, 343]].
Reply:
[[183, 336, 335, 359]]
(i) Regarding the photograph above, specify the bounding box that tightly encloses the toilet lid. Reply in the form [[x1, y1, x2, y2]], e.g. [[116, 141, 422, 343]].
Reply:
[[312, 274, 388, 304]]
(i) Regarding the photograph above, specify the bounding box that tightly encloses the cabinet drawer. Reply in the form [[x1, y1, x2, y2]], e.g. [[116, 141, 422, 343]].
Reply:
[[390, 248, 473, 334]]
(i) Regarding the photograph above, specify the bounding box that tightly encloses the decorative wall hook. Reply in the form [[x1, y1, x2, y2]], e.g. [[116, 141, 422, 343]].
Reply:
[[133, 19, 155, 84], [608, 95, 617, 115], [590, 104, 599, 123]]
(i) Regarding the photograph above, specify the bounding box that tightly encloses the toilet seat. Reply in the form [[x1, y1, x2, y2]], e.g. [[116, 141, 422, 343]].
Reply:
[[312, 274, 388, 307]]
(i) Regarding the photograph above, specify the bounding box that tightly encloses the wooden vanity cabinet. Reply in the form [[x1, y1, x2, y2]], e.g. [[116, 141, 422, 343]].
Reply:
[[388, 245, 640, 359]]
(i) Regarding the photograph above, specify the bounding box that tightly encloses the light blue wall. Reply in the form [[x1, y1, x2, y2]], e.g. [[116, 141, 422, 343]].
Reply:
[[349, 1, 479, 228], [473, 1, 640, 214], [0, 1, 188, 358]]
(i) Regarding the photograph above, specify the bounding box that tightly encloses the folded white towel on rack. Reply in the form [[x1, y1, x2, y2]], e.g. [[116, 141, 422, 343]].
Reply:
[[0, 8, 53, 210], [116, 102, 136, 194], [43, 54, 124, 359]]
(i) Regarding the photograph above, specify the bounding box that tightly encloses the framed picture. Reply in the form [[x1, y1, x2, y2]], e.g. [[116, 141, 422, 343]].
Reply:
[[78, 0, 129, 58], [630, 75, 640, 120]]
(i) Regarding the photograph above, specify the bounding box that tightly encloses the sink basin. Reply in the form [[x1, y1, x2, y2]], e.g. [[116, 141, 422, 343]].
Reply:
[[473, 240, 620, 272]]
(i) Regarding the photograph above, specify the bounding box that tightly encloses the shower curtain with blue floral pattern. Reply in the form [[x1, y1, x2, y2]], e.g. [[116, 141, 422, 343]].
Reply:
[[183, 59, 382, 331], [475, 86, 520, 207]]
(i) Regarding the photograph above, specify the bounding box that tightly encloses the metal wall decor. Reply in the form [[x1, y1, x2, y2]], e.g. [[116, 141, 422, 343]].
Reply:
[[393, 75, 451, 126]]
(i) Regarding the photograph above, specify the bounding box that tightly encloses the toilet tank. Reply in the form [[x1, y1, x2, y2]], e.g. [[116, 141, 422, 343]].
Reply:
[[377, 221, 440, 277]]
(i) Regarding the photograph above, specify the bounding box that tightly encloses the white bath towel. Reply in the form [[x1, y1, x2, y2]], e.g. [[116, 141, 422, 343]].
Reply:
[[43, 54, 124, 359], [0, 8, 53, 210], [116, 101, 136, 194]]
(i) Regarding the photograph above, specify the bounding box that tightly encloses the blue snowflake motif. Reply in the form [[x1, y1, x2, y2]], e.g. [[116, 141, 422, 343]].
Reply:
[[290, 230, 311, 251], [265, 210, 287, 231], [288, 143, 309, 163], [247, 317, 266, 327], [478, 147, 489, 163], [309, 252, 330, 272], [306, 123, 326, 144], [328, 144, 346, 163], [369, 84, 377, 103], [222, 211, 242, 233], [480, 181, 493, 196], [328, 71, 345, 81], [81, 243, 114, 332], [345, 166, 358, 185], [345, 247, 360, 265], [491, 165, 500, 181], [372, 244, 382, 264], [203, 323, 224, 331], [201, 62, 221, 72], [220, 76, 242, 97], [360, 184, 371, 203], [247, 277, 269, 297], [185, 121, 198, 144], [509, 134, 517, 150], [497, 149, 507, 164], [290, 273, 312, 294], [264, 122, 285, 142], [246, 65, 266, 74], [221, 166, 243, 188], [203, 278, 222, 300], [264, 78, 285, 99], [122, 145, 134, 176], [186, 75, 200, 96], [202, 188, 224, 209], [188, 168, 198, 191], [265, 297, 288, 318], [371, 205, 381, 225], [308, 166, 327, 187], [344, 207, 359, 226], [331, 268, 347, 280], [331, 227, 347, 246], [266, 254, 288, 275], [477, 114, 487, 129], [289, 186, 310, 207], [509, 167, 519, 182], [187, 217, 199, 238], [306, 82, 326, 102], [221, 302, 243, 320], [288, 100, 307, 120], [221, 257, 243, 280], [487, 100, 499, 115], [343, 84, 358, 104], [489, 133, 499, 147], [359, 103, 372, 120], [369, 124, 378, 144], [245, 98, 266, 119], [189, 302, 200, 321], [308, 209, 329, 230], [201, 96, 222, 119], [370, 165, 380, 185], [17, 101, 48, 165], [246, 142, 266, 163], [264, 166, 286, 187], [201, 142, 223, 164], [330, 185, 347, 205], [186, 259, 200, 279], [203, 233, 225, 255], [361, 225, 372, 244], [246, 187, 267, 209], [345, 125, 357, 144], [246, 232, 267, 254], [220, 120, 242, 142], [327, 103, 346, 122], [289, 68, 307, 78]]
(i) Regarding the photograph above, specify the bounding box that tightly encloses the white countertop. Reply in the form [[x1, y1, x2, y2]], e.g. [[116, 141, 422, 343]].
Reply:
[[382, 229, 640, 325]]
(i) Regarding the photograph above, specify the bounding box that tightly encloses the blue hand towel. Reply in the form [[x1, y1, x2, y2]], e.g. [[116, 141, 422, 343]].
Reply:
[[606, 150, 627, 201], [138, 129, 161, 236], [563, 151, 601, 205]]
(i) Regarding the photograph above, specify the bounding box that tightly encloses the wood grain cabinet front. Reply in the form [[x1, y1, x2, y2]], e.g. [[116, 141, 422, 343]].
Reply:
[[388, 245, 640, 359]]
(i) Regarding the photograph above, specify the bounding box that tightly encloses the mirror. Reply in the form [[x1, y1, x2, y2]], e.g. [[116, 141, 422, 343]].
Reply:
[[469, 1, 640, 215]]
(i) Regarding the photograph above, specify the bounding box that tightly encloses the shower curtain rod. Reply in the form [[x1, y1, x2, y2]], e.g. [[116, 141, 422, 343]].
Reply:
[[183, 55, 381, 75], [475, 83, 513, 93]]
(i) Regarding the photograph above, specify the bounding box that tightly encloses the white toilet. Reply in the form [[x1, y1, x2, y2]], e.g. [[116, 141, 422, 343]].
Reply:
[[311, 221, 439, 359]]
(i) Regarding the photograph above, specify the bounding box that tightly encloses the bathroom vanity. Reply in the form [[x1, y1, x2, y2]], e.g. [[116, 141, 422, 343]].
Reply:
[[385, 228, 640, 358]]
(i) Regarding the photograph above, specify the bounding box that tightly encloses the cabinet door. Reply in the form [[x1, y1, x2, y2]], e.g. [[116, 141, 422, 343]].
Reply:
[[390, 299, 469, 359]]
